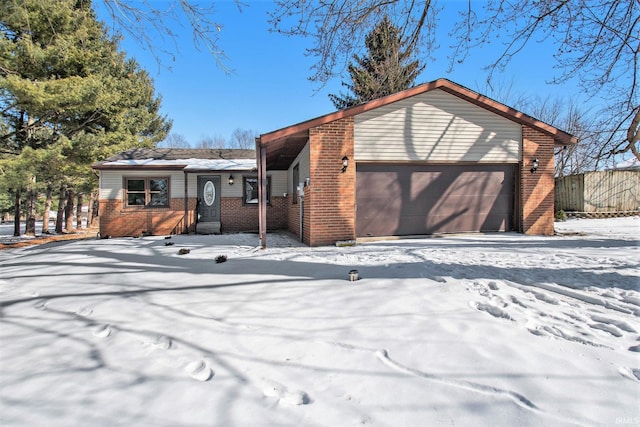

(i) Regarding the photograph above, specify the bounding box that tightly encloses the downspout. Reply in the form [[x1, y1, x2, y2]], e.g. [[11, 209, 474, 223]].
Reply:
[[183, 170, 189, 234], [257, 138, 267, 249], [298, 183, 304, 243]]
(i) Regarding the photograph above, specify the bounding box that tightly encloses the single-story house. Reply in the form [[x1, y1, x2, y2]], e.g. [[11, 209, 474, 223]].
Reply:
[[93, 78, 577, 246], [92, 148, 288, 237]]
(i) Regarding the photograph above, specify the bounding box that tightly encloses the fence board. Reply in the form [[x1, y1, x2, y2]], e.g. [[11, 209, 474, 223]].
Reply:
[[555, 171, 639, 212]]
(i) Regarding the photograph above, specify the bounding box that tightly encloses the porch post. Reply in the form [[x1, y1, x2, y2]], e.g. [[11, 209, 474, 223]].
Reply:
[[183, 170, 189, 234], [257, 141, 267, 249]]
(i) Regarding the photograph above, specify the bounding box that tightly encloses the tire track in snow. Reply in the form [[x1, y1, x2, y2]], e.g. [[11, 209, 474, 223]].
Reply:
[[373, 349, 538, 411], [327, 341, 594, 426]]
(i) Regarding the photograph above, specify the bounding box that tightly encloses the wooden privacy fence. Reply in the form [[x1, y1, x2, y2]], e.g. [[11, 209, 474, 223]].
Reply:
[[555, 171, 640, 214]]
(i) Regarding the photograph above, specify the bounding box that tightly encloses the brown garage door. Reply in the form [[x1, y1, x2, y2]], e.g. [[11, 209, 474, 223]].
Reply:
[[356, 163, 515, 237]]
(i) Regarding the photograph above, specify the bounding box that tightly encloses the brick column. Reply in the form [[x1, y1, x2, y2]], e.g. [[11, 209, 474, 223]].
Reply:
[[306, 117, 356, 246], [521, 126, 555, 235]]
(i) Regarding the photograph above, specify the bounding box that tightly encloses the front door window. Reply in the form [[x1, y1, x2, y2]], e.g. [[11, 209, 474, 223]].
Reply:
[[203, 180, 215, 206]]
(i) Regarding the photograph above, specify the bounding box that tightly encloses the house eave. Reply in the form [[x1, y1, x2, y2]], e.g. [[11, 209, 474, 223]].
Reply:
[[258, 78, 579, 148], [91, 164, 188, 171]]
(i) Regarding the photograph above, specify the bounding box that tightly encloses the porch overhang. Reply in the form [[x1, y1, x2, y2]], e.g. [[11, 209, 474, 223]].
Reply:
[[257, 132, 309, 171]]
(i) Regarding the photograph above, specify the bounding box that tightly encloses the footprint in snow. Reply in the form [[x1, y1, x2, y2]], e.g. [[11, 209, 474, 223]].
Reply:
[[151, 335, 173, 350], [589, 322, 623, 337], [92, 324, 111, 338], [590, 314, 637, 333], [470, 301, 513, 321], [531, 291, 560, 305], [75, 306, 93, 317], [184, 360, 214, 382], [509, 296, 527, 308], [618, 367, 640, 382], [259, 379, 311, 405], [467, 281, 490, 297], [33, 299, 47, 310]]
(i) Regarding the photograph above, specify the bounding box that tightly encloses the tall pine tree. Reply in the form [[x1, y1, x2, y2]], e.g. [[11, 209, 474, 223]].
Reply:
[[329, 16, 424, 110], [0, 0, 170, 234]]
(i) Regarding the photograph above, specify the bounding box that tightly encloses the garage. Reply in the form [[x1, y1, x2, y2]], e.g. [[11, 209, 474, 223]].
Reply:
[[356, 163, 516, 237], [257, 79, 577, 246]]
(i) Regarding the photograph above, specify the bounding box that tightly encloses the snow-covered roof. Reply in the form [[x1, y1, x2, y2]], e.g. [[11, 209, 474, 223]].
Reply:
[[98, 158, 257, 171], [92, 148, 257, 171]]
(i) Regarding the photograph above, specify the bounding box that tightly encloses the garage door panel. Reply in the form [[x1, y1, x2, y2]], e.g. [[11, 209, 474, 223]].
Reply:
[[356, 164, 515, 237]]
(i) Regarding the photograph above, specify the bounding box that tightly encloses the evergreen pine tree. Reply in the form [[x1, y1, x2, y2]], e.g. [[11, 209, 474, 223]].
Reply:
[[329, 16, 425, 110], [0, 0, 170, 233]]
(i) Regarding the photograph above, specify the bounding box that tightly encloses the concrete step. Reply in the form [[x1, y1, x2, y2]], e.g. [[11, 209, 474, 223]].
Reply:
[[196, 221, 221, 234]]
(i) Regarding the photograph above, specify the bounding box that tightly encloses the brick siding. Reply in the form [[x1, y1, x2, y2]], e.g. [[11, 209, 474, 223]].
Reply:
[[521, 126, 555, 235], [99, 196, 287, 237], [305, 117, 356, 246], [221, 197, 288, 233], [287, 194, 301, 237], [98, 198, 195, 237]]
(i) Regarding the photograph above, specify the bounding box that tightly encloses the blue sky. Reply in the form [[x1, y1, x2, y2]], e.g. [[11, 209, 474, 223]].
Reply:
[[95, 1, 583, 146]]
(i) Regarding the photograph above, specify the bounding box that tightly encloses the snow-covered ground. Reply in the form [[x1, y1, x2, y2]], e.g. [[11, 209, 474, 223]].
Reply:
[[1, 218, 638, 426]]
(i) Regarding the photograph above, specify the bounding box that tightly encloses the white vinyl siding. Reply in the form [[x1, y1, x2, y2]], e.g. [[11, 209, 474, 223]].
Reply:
[[99, 170, 184, 200], [100, 170, 276, 200], [354, 89, 521, 162], [186, 171, 287, 199], [269, 170, 288, 196], [188, 173, 240, 198]]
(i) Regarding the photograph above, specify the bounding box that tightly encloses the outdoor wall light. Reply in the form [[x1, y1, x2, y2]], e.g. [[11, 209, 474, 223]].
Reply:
[[342, 156, 349, 173], [531, 158, 539, 173], [228, 174, 234, 185]]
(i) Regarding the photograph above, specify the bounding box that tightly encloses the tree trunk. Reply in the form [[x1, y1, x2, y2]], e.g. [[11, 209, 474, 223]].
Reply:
[[92, 192, 100, 228], [65, 187, 75, 232], [87, 191, 98, 228], [56, 186, 66, 234], [13, 189, 21, 237], [86, 192, 93, 228], [76, 192, 84, 230], [42, 185, 53, 234], [24, 188, 36, 237]]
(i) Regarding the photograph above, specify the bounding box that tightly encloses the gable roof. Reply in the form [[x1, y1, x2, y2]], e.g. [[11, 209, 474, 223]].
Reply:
[[92, 148, 256, 171], [258, 78, 578, 169]]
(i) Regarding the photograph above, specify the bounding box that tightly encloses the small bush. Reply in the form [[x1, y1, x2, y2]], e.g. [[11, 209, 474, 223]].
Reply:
[[215, 254, 227, 264], [555, 210, 567, 222], [178, 248, 190, 255]]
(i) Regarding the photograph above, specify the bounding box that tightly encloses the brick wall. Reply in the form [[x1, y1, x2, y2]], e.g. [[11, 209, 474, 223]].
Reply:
[[99, 198, 194, 237], [287, 194, 301, 236], [521, 126, 555, 235], [99, 196, 287, 237], [305, 117, 356, 246], [221, 197, 288, 233]]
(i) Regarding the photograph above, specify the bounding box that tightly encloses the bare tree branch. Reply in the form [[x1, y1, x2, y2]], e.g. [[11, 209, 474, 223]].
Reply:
[[101, 0, 246, 73], [269, 0, 437, 85]]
